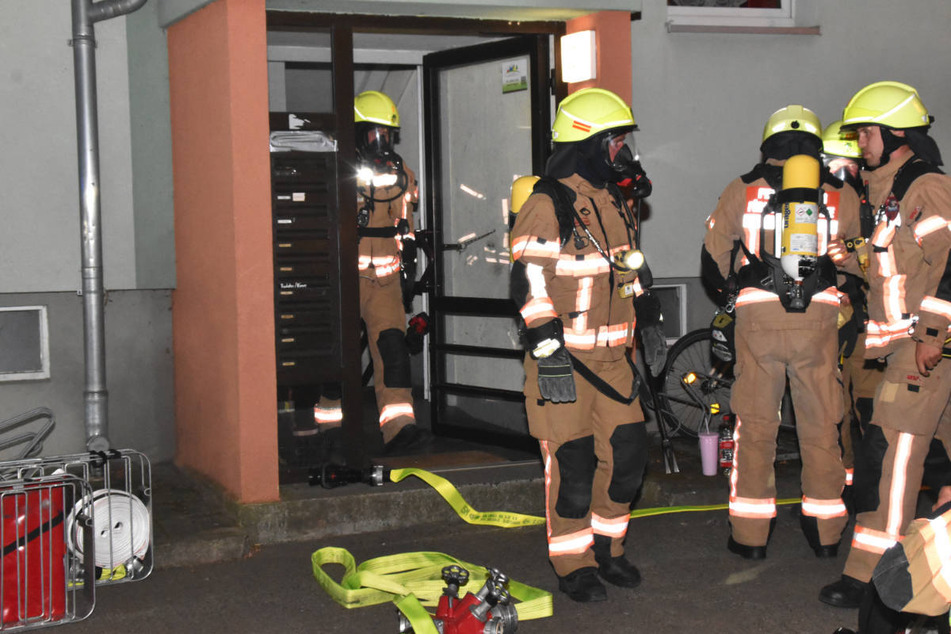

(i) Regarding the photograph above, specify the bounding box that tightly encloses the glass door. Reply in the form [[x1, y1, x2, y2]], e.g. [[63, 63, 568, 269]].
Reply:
[[423, 36, 551, 448]]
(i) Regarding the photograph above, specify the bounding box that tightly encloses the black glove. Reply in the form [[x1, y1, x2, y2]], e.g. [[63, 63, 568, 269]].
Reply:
[[536, 347, 577, 403], [400, 237, 418, 313], [526, 319, 577, 403], [634, 292, 667, 377]]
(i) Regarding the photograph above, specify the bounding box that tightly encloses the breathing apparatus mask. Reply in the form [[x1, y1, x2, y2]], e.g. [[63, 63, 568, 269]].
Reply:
[[574, 129, 651, 196], [355, 124, 409, 226], [355, 123, 408, 190], [822, 153, 863, 191]]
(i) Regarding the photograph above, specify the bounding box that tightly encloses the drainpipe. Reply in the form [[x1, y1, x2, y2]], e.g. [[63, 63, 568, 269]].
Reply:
[[70, 0, 148, 451]]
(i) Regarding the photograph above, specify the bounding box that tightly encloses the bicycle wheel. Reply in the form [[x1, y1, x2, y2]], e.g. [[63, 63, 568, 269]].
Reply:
[[658, 328, 734, 438]]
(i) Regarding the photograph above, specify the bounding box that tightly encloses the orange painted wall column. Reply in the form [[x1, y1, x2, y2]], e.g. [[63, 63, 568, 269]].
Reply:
[[166, 0, 279, 503], [565, 11, 633, 103]]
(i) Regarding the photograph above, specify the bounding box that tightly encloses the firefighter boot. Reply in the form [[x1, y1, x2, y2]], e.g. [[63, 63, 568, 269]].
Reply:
[[593, 535, 641, 588], [819, 575, 868, 609], [557, 567, 607, 603], [727, 535, 767, 560]]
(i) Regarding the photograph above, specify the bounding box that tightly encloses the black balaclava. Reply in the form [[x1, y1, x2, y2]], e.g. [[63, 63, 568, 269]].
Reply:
[[760, 130, 823, 161], [903, 127, 943, 166]]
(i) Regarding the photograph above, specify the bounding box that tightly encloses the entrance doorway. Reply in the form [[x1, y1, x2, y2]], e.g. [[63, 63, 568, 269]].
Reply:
[[266, 14, 565, 476]]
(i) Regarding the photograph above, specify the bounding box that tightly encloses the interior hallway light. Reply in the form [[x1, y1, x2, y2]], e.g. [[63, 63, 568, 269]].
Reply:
[[561, 30, 597, 83]]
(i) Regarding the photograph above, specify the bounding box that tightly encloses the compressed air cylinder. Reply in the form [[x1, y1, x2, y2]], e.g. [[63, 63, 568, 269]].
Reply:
[[780, 154, 820, 280], [510, 175, 540, 226]]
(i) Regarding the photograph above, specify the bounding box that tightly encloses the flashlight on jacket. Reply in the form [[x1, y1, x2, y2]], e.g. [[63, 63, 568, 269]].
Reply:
[[613, 249, 645, 272]]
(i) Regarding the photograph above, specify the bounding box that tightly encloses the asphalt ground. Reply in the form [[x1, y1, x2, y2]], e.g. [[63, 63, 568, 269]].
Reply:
[[67, 455, 871, 634]]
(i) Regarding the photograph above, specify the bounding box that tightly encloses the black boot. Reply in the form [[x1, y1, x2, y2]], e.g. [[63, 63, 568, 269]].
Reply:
[[727, 535, 767, 560], [593, 535, 641, 588], [558, 567, 607, 603], [383, 424, 431, 456], [819, 575, 868, 609]]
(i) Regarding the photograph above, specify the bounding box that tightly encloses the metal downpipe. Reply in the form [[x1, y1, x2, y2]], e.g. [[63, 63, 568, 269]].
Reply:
[[70, 0, 147, 452]]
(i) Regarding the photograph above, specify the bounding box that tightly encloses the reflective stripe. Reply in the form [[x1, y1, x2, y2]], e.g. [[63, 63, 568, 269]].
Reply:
[[866, 318, 915, 349], [556, 253, 610, 277], [512, 235, 560, 260], [920, 296, 951, 321], [883, 275, 908, 323], [845, 468, 854, 486], [520, 297, 558, 325], [914, 215, 949, 245], [564, 330, 596, 350], [596, 323, 631, 347], [358, 255, 401, 277], [548, 529, 594, 556], [591, 513, 629, 538], [735, 288, 779, 306], [314, 407, 343, 424], [852, 525, 898, 555], [729, 495, 777, 519], [379, 403, 415, 426], [573, 278, 593, 335], [801, 497, 848, 519], [886, 432, 915, 537], [871, 222, 897, 249], [812, 289, 841, 306], [541, 441, 553, 537]]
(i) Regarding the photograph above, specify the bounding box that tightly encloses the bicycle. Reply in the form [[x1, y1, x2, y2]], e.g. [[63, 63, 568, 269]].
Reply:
[[657, 328, 735, 438]]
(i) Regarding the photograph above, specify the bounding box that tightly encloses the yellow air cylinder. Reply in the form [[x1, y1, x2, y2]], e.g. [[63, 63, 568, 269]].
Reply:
[[780, 154, 820, 280], [510, 175, 540, 218]]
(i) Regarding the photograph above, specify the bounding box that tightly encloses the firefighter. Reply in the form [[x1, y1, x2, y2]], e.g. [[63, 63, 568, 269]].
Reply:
[[509, 87, 661, 602], [819, 81, 951, 610], [702, 105, 862, 561], [822, 120, 883, 502], [313, 90, 426, 455]]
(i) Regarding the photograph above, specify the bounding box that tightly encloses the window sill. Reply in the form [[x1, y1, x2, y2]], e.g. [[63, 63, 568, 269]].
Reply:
[[666, 22, 820, 34]]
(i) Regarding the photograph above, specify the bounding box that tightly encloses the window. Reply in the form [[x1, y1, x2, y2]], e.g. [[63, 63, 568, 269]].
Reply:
[[0, 306, 50, 382], [667, 0, 797, 31]]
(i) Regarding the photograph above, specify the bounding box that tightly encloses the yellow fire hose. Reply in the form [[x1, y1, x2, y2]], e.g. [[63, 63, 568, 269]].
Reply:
[[312, 466, 800, 631]]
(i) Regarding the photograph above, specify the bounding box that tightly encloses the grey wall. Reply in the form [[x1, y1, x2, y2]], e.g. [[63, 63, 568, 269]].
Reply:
[[0, 292, 175, 460], [1, 0, 175, 461]]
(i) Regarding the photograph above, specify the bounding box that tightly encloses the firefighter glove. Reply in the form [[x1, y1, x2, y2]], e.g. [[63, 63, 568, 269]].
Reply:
[[526, 319, 577, 403], [400, 237, 418, 312], [634, 292, 667, 377]]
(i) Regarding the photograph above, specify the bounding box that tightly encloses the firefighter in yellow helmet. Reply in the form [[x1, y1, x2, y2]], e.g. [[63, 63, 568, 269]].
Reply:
[[820, 81, 951, 611], [821, 120, 883, 509], [313, 90, 425, 455], [701, 105, 861, 561], [510, 87, 659, 602]]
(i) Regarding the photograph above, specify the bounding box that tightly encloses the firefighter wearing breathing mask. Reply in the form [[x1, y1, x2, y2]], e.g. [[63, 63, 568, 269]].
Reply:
[[702, 105, 861, 562], [820, 81, 951, 611], [510, 88, 660, 603], [313, 90, 425, 455], [822, 120, 882, 504]]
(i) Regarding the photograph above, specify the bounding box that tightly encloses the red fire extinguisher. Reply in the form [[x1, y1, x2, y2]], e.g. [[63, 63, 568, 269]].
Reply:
[[718, 415, 735, 475]]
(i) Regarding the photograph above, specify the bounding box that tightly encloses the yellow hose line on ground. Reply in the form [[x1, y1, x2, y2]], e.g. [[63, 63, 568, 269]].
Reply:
[[313, 466, 801, 626], [311, 547, 553, 632], [390, 467, 801, 526]]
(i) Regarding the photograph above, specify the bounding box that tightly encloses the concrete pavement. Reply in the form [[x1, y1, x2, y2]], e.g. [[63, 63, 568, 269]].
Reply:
[[60, 431, 886, 633]]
